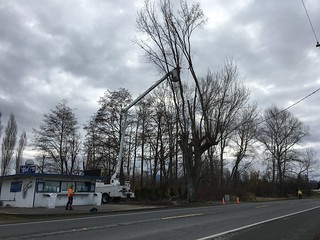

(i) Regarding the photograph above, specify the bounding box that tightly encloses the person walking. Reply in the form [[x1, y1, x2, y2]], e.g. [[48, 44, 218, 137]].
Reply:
[[66, 185, 74, 210]]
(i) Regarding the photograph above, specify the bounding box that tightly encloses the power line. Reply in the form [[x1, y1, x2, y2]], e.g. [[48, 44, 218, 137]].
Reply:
[[256, 87, 320, 126], [220, 86, 320, 141], [301, 0, 320, 47], [282, 87, 320, 112]]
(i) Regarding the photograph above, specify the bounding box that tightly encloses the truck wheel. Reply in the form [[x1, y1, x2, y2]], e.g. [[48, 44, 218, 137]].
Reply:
[[102, 193, 111, 204]]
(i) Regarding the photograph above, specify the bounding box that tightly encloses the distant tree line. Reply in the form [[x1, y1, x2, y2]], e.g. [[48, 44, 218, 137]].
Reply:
[[0, 85, 317, 201], [27, 80, 316, 201]]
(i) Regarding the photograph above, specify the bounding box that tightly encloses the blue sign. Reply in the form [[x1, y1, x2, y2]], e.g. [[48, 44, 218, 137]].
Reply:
[[20, 165, 36, 174]]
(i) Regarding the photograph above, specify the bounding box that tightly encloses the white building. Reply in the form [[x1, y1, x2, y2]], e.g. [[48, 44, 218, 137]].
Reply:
[[0, 173, 102, 208]]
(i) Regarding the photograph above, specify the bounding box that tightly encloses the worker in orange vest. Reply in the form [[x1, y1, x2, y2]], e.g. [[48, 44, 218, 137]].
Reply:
[[298, 189, 302, 199], [66, 185, 74, 210]]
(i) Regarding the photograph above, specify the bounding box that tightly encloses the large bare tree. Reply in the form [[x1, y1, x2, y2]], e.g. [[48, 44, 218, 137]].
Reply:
[[136, 0, 208, 201], [33, 100, 81, 174], [257, 106, 309, 196], [1, 113, 17, 176], [136, 1, 251, 200]]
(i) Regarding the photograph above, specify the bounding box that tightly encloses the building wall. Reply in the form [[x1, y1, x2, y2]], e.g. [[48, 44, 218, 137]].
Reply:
[[33, 192, 96, 207], [0, 177, 36, 208], [56, 193, 95, 207], [0, 175, 100, 208]]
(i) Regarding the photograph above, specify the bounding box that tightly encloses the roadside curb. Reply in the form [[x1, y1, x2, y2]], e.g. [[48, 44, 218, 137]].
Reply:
[[0, 204, 168, 217]]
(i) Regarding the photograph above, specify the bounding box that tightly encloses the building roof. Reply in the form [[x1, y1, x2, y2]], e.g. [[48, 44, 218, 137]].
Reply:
[[0, 173, 106, 181]]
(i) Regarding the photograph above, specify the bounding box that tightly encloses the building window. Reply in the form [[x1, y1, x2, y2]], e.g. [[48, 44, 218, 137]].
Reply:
[[37, 182, 44, 192], [35, 180, 95, 193], [76, 182, 94, 192], [37, 181, 60, 193], [61, 181, 75, 192], [10, 181, 22, 192]]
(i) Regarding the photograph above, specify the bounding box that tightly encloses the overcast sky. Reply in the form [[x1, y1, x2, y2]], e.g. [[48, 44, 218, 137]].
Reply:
[[1, 0, 319, 177]]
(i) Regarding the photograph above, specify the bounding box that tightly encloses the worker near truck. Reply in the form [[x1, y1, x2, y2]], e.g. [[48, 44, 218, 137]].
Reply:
[[298, 189, 302, 199], [66, 185, 74, 210]]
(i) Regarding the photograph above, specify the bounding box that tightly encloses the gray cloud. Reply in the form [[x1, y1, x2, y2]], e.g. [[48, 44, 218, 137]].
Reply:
[[0, 0, 319, 166]]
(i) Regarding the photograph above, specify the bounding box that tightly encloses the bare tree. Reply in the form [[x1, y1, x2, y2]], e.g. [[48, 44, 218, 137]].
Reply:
[[0, 112, 3, 138], [67, 131, 82, 174], [136, 0, 206, 201], [149, 87, 180, 191], [257, 106, 309, 196], [1, 113, 17, 176], [15, 131, 27, 173], [194, 63, 250, 193], [230, 104, 259, 187], [136, 1, 253, 200], [84, 88, 132, 181], [33, 100, 81, 174], [131, 114, 141, 186], [135, 98, 154, 188], [35, 154, 49, 174], [295, 148, 318, 186], [83, 115, 100, 170], [0, 112, 2, 174]]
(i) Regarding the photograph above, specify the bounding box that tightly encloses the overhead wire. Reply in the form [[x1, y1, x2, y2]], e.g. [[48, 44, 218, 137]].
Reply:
[[255, 87, 320, 127], [301, 0, 320, 46], [254, 1, 320, 125], [281, 87, 320, 112]]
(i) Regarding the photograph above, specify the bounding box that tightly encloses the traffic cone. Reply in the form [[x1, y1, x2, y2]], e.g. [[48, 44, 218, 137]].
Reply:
[[222, 197, 225, 205], [236, 197, 240, 204]]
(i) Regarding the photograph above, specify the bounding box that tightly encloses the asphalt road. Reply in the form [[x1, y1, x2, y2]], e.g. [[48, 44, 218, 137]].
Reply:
[[226, 207, 320, 240], [0, 199, 319, 240]]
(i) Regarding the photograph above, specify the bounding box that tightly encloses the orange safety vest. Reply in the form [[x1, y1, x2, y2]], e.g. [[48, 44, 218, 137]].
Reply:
[[68, 188, 74, 197]]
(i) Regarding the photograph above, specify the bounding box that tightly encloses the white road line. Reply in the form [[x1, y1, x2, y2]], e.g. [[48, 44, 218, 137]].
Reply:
[[0, 206, 211, 227], [0, 209, 170, 227], [161, 213, 203, 220], [255, 205, 269, 208], [196, 206, 320, 240], [2, 212, 204, 239]]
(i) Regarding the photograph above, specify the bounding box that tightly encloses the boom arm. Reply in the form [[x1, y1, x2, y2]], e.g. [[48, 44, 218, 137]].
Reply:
[[110, 69, 179, 184]]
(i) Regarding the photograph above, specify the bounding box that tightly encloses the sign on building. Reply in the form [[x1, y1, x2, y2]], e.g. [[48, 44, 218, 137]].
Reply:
[[20, 165, 36, 174]]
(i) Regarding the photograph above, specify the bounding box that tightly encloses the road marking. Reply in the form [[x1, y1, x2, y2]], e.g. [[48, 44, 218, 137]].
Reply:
[[162, 213, 203, 220], [1, 211, 204, 239], [0, 211, 155, 227], [196, 205, 320, 240], [0, 206, 209, 227], [255, 205, 269, 209]]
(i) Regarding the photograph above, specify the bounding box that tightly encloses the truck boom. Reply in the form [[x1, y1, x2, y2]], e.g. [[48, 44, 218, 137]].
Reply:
[[97, 69, 179, 203]]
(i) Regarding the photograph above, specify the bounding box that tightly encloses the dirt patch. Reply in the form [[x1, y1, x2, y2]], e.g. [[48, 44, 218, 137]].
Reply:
[[313, 233, 320, 240], [0, 214, 28, 223], [0, 213, 72, 224]]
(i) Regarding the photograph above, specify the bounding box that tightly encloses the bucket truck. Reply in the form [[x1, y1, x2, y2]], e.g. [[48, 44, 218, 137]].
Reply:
[[95, 68, 179, 203]]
